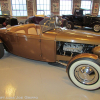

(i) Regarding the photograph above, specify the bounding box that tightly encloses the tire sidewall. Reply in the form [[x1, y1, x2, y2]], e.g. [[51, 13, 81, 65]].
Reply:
[[93, 24, 100, 32], [68, 59, 100, 90], [66, 21, 74, 29]]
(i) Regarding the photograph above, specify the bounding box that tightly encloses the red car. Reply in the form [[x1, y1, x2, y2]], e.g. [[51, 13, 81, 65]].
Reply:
[[25, 15, 45, 24]]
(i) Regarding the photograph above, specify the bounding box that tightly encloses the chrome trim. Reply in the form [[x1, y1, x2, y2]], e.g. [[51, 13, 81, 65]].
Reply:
[[75, 64, 99, 85]]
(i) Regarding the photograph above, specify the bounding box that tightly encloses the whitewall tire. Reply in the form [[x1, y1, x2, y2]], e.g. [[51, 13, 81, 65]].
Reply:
[[68, 58, 100, 90]]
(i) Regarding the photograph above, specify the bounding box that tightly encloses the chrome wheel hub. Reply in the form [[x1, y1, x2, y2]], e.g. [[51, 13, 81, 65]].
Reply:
[[75, 65, 99, 85], [67, 24, 71, 29]]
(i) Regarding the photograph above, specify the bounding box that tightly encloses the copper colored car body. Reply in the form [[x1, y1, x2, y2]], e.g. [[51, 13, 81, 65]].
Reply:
[[0, 17, 100, 90]]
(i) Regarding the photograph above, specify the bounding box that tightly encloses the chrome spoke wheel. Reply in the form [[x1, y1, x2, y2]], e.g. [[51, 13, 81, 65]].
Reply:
[[75, 64, 99, 85], [66, 24, 71, 29], [94, 25, 100, 32]]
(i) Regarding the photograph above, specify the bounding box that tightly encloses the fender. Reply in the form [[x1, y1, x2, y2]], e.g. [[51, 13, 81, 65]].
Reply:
[[61, 19, 66, 27], [90, 21, 100, 27], [66, 53, 98, 72]]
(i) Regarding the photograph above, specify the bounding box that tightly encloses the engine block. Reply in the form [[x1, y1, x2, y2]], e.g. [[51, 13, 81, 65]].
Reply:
[[56, 41, 96, 57], [63, 43, 84, 53]]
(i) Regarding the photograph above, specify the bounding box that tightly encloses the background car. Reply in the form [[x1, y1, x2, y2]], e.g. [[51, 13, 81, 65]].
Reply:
[[0, 15, 18, 27], [61, 8, 100, 32], [25, 15, 45, 24], [0, 16, 100, 90]]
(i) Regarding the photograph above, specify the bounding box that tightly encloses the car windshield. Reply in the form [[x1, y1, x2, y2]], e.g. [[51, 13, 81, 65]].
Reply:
[[39, 16, 56, 32]]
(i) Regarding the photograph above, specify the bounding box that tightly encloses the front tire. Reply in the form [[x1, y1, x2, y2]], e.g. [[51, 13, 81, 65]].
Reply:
[[68, 58, 100, 90], [66, 21, 74, 29], [0, 43, 4, 59]]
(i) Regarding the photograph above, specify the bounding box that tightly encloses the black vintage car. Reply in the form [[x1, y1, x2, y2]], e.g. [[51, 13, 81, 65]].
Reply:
[[0, 15, 18, 27], [62, 9, 100, 32]]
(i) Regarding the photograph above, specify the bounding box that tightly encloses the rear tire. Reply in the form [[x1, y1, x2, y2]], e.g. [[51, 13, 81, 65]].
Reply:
[[93, 24, 100, 32], [68, 58, 100, 90], [66, 21, 74, 29], [0, 43, 4, 59]]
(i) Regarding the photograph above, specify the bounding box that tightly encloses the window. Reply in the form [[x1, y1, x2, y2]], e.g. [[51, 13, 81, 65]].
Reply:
[[28, 28, 37, 35], [99, 10, 100, 15], [98, 7, 100, 15], [98, 3, 100, 15], [0, 5, 1, 15], [60, 0, 72, 15], [11, 0, 27, 16], [81, 0, 92, 15], [37, 0, 50, 15]]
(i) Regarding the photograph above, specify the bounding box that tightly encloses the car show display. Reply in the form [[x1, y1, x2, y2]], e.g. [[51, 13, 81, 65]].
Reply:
[[62, 9, 100, 32], [0, 16, 100, 90]]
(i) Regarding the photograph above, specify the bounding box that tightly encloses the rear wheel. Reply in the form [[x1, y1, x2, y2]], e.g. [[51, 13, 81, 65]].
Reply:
[[0, 43, 4, 59], [66, 21, 74, 29], [68, 58, 100, 90], [93, 24, 100, 32]]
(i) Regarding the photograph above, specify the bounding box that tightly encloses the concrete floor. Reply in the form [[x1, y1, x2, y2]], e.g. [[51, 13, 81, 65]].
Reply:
[[0, 28, 100, 100]]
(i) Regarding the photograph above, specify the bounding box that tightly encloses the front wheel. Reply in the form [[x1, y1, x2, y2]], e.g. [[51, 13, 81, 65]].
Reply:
[[0, 43, 4, 59], [93, 24, 100, 32], [66, 21, 74, 29], [68, 58, 100, 90]]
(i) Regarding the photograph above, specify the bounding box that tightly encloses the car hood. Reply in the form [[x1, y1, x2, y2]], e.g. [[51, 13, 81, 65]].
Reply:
[[54, 28, 100, 45]]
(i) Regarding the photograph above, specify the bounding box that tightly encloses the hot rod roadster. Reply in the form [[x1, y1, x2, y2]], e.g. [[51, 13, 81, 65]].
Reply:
[[0, 16, 100, 90]]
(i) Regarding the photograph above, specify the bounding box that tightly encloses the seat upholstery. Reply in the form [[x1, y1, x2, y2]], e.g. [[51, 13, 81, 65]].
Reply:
[[7, 24, 42, 35], [28, 27, 37, 35], [15, 30, 25, 34]]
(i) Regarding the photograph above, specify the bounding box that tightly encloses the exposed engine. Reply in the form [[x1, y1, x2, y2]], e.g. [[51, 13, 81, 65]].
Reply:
[[63, 43, 83, 53], [56, 41, 96, 57]]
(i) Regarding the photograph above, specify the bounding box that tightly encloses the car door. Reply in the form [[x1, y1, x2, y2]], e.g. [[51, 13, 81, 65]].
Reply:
[[40, 32, 56, 62], [73, 15, 83, 25], [83, 16, 91, 26], [16, 24, 41, 60]]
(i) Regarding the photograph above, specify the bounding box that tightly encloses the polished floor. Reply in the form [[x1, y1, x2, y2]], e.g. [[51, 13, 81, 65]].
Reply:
[[0, 28, 100, 100]]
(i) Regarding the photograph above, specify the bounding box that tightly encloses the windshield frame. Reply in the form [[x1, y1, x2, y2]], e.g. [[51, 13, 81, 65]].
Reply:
[[39, 16, 56, 33]]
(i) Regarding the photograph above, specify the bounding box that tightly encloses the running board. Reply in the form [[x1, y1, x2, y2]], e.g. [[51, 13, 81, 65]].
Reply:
[[56, 61, 68, 66]]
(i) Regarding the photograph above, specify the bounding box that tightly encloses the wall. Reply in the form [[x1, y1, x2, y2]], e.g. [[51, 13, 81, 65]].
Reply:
[[51, 0, 60, 15], [27, 0, 34, 17], [17, 0, 34, 22], [0, 0, 100, 22], [0, 0, 35, 22], [73, 0, 81, 14], [92, 0, 99, 16], [51, 0, 100, 15], [0, 0, 8, 11]]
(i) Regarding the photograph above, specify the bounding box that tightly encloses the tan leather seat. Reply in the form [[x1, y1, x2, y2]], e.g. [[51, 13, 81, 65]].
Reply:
[[28, 27, 37, 35], [15, 30, 25, 34]]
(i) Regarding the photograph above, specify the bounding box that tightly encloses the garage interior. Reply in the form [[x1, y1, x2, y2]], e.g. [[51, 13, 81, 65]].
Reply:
[[0, 0, 100, 100]]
